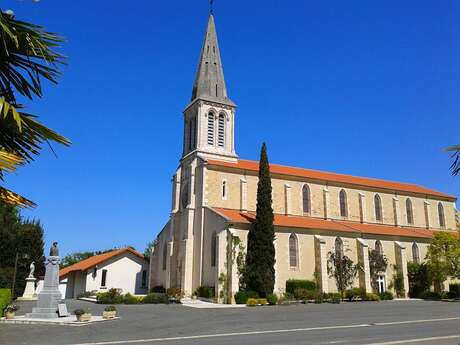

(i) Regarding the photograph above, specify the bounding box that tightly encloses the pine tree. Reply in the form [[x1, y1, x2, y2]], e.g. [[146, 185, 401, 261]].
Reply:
[[244, 143, 275, 297]]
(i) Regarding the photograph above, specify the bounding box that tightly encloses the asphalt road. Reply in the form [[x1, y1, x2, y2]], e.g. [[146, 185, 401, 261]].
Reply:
[[1, 300, 460, 345]]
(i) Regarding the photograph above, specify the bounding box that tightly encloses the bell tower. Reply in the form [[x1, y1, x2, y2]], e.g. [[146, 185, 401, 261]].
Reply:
[[182, 14, 237, 162]]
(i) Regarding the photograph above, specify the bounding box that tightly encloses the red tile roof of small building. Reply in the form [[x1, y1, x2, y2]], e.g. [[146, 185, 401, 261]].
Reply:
[[207, 159, 456, 201], [59, 247, 145, 278], [212, 207, 458, 240]]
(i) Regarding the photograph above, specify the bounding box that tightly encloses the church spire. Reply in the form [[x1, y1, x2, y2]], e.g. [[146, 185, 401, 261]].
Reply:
[[191, 14, 234, 105]]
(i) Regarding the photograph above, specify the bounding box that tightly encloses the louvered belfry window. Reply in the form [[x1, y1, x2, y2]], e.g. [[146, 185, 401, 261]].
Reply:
[[218, 113, 225, 147], [207, 112, 215, 145]]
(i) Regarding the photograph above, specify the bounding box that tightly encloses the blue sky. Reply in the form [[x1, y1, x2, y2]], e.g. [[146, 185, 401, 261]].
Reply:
[[3, 0, 459, 256]]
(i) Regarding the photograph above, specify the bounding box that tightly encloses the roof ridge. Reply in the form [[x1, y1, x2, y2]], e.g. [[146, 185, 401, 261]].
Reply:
[[207, 159, 455, 200]]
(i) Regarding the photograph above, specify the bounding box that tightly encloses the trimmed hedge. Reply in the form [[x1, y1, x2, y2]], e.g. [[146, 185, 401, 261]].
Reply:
[[286, 280, 316, 294], [143, 293, 169, 304], [0, 289, 12, 317]]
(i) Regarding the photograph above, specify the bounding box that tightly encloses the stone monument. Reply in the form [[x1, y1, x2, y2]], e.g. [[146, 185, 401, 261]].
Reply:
[[27, 242, 65, 318], [17, 261, 37, 301]]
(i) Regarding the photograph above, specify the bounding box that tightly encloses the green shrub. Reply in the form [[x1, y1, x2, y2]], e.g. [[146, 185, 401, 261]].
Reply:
[[150, 285, 166, 293], [0, 289, 12, 317], [267, 293, 278, 305], [194, 286, 215, 299], [143, 293, 169, 304], [96, 288, 123, 304], [449, 284, 460, 299], [325, 292, 342, 303], [104, 305, 117, 312], [77, 291, 93, 298], [234, 290, 259, 304], [344, 288, 365, 301], [257, 298, 268, 306], [166, 287, 184, 301], [286, 280, 316, 294], [246, 298, 258, 306], [123, 293, 141, 304], [293, 288, 318, 301], [364, 293, 380, 301], [421, 291, 442, 300], [74, 308, 86, 316], [379, 291, 394, 300]]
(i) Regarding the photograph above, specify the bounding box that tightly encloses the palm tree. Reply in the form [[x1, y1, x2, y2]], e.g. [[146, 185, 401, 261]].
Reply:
[[0, 9, 70, 207], [445, 145, 460, 176]]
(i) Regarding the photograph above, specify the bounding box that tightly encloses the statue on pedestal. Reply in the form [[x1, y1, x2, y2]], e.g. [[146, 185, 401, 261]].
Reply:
[[27, 241, 66, 318], [28, 261, 35, 278], [50, 242, 59, 256]]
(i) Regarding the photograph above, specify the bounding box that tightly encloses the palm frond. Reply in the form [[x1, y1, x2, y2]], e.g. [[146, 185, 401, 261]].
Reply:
[[445, 145, 460, 176], [0, 11, 66, 103], [0, 150, 23, 172], [0, 98, 70, 162], [0, 186, 35, 208]]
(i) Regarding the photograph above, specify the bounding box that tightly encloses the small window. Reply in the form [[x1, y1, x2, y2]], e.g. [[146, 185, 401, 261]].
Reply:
[[406, 199, 414, 225], [207, 112, 215, 145], [101, 269, 107, 287], [211, 233, 217, 267], [162, 245, 167, 271], [302, 185, 311, 214], [374, 194, 382, 222], [438, 203, 445, 228], [222, 180, 227, 199], [412, 243, 420, 263], [335, 237, 344, 257], [218, 113, 225, 147], [375, 240, 383, 255], [141, 270, 147, 288], [339, 190, 348, 218], [289, 233, 298, 268]]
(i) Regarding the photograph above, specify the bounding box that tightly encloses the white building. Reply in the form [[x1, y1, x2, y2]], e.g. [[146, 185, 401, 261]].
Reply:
[[59, 247, 149, 298]]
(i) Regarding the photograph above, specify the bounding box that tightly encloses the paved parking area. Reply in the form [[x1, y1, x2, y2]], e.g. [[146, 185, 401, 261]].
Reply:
[[1, 299, 459, 345]]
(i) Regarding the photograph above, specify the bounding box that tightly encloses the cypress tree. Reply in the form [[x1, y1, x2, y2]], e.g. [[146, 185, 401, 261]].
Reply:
[[244, 143, 275, 297]]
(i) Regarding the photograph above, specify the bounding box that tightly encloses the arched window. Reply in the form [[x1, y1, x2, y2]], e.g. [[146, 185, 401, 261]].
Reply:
[[188, 117, 196, 151], [335, 237, 344, 258], [374, 194, 382, 222], [211, 233, 217, 267], [207, 112, 215, 145], [412, 243, 420, 263], [375, 240, 383, 255], [406, 198, 414, 225], [217, 113, 225, 147], [339, 190, 348, 218], [302, 185, 311, 214], [289, 233, 298, 268], [438, 203, 445, 228], [162, 244, 167, 271]]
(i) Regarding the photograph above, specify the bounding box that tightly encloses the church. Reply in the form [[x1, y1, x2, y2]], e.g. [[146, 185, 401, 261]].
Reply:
[[149, 14, 458, 302]]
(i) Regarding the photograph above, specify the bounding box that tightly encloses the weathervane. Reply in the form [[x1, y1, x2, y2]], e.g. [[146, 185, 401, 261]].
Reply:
[[210, 0, 214, 14]]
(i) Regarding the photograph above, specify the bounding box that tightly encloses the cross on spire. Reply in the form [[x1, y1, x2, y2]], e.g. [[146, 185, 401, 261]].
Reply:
[[210, 0, 214, 14]]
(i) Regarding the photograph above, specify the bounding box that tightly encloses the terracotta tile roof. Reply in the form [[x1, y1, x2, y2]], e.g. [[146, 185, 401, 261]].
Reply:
[[211, 207, 458, 240], [59, 247, 145, 278], [207, 159, 456, 201]]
